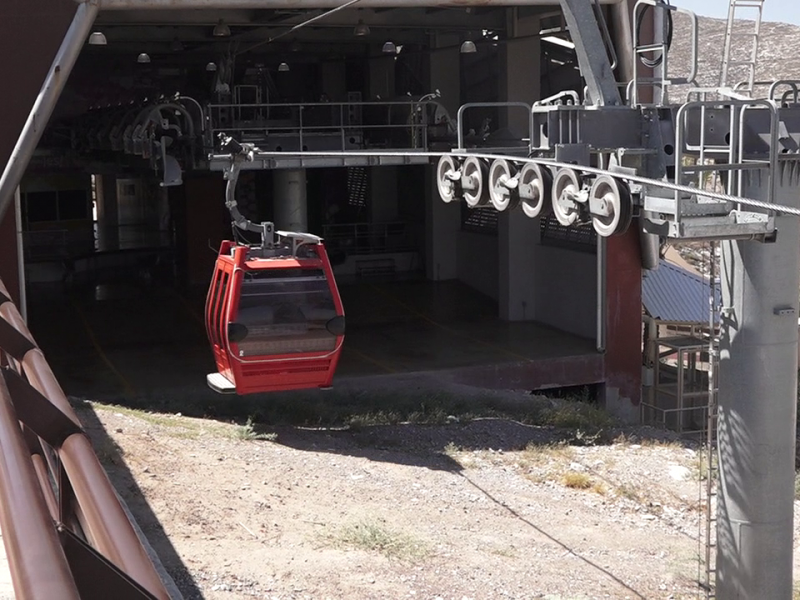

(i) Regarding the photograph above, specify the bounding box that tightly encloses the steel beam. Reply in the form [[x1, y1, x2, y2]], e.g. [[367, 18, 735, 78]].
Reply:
[[0, 376, 80, 600], [0, 1, 98, 224], [559, 0, 622, 106], [716, 161, 800, 599], [79, 0, 625, 7]]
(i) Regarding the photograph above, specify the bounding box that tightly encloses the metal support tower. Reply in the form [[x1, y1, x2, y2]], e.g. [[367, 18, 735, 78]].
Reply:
[[715, 165, 800, 598]]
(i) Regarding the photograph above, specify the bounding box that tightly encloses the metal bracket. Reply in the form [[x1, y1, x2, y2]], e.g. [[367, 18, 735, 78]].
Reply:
[[58, 527, 159, 600], [1, 368, 83, 448]]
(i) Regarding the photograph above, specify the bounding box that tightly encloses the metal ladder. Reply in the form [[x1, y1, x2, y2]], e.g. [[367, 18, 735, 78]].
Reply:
[[719, 0, 766, 92], [700, 242, 720, 599]]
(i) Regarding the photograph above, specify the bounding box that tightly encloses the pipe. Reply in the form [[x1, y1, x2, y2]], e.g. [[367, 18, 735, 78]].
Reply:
[[716, 163, 800, 598], [0, 288, 170, 600], [14, 188, 26, 322], [273, 169, 308, 232], [0, 377, 80, 600], [81, 0, 625, 7], [0, 1, 99, 224], [596, 236, 606, 352], [611, 0, 635, 85]]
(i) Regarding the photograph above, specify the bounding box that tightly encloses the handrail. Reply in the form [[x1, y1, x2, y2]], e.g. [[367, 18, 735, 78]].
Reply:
[[0, 279, 171, 599], [456, 102, 533, 151], [630, 0, 699, 107], [205, 99, 450, 153]]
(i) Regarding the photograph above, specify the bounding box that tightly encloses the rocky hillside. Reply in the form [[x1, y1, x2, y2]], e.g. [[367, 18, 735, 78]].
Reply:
[[669, 12, 800, 95]]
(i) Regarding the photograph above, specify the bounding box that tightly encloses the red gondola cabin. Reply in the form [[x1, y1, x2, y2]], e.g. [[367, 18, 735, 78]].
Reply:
[[205, 234, 345, 395]]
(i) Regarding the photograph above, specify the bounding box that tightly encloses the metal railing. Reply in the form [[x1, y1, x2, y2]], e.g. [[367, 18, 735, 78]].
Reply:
[[321, 221, 419, 255], [0, 279, 170, 599], [205, 100, 452, 154]]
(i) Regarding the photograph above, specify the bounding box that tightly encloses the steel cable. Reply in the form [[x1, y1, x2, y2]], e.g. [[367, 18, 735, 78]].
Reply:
[[217, 149, 800, 217]]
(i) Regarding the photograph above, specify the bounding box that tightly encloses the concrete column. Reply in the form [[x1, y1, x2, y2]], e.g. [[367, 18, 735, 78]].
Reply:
[[716, 165, 800, 599], [425, 34, 461, 281], [321, 62, 347, 102], [603, 225, 643, 422], [500, 12, 541, 136], [0, 0, 74, 306], [370, 167, 398, 223], [498, 14, 540, 319], [96, 174, 119, 251], [368, 54, 395, 100], [498, 213, 538, 321], [273, 169, 308, 232]]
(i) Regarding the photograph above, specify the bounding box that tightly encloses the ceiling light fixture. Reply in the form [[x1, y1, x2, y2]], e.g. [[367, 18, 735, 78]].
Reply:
[[354, 20, 370, 37], [382, 41, 397, 54], [278, 62, 290, 72], [213, 19, 231, 37], [460, 40, 477, 54], [88, 32, 107, 46], [206, 61, 218, 72], [541, 36, 576, 50], [137, 52, 151, 64]]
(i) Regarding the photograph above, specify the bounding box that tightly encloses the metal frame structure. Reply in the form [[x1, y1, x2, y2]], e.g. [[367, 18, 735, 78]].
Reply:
[[0, 0, 798, 598], [0, 280, 170, 600]]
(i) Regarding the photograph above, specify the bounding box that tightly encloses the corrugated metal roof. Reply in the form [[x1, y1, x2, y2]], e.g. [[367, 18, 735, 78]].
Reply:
[[642, 259, 720, 324]]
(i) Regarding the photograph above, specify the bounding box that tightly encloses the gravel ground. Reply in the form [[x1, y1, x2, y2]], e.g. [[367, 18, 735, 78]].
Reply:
[[73, 392, 800, 600]]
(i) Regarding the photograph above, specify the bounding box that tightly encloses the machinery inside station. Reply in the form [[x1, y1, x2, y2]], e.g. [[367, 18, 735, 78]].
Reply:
[[24, 1, 607, 399]]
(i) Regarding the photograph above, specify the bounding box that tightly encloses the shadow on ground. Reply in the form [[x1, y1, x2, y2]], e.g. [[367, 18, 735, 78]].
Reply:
[[76, 403, 205, 600]]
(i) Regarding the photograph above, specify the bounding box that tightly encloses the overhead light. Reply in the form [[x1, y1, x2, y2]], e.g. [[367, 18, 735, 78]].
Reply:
[[354, 20, 370, 37], [137, 52, 151, 64], [213, 19, 231, 37], [382, 41, 397, 54], [278, 62, 290, 72], [88, 32, 107, 46], [206, 61, 217, 72], [460, 40, 477, 54], [171, 38, 184, 52], [541, 36, 575, 50]]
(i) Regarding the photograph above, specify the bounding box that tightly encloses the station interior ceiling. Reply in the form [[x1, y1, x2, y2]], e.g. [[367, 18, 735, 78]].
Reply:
[[47, 5, 582, 138]]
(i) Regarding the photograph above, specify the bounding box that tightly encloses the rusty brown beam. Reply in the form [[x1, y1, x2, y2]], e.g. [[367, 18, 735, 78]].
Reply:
[[0, 375, 80, 600], [0, 283, 171, 600]]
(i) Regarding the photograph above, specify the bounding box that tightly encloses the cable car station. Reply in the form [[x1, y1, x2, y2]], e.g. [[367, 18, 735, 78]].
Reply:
[[0, 0, 797, 598]]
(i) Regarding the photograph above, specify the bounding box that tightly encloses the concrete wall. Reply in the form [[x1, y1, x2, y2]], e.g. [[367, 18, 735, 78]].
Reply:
[[534, 246, 597, 338], [0, 0, 75, 304], [457, 231, 499, 301], [182, 174, 228, 286]]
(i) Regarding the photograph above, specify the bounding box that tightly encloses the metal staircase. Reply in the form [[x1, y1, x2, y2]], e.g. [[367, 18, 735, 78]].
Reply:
[[719, 0, 766, 92]]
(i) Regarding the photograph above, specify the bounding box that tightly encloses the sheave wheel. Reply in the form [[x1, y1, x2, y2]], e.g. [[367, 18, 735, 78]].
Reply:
[[589, 175, 633, 237], [551, 168, 583, 226], [488, 159, 520, 212], [436, 155, 461, 203], [518, 163, 553, 219], [462, 156, 491, 208]]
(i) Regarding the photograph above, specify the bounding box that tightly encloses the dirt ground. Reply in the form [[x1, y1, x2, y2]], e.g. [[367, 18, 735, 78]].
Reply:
[[75, 390, 800, 600]]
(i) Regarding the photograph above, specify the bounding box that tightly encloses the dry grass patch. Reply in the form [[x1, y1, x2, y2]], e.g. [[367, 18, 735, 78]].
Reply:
[[331, 520, 429, 562], [562, 471, 592, 490]]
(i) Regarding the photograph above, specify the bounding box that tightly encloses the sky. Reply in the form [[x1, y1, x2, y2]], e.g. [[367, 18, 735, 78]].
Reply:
[[674, 0, 800, 26]]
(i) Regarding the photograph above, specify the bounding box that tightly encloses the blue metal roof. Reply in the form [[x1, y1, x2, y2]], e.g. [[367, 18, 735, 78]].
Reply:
[[642, 259, 721, 324]]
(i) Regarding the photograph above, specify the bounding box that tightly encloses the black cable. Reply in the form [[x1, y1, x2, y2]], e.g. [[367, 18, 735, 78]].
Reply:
[[637, 0, 673, 69]]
